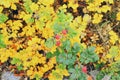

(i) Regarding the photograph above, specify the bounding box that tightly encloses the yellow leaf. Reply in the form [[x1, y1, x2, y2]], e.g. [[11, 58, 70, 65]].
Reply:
[[42, 27, 54, 38], [0, 6, 3, 13], [106, 54, 112, 58], [101, 5, 111, 13], [63, 69, 69, 76], [50, 57, 56, 64], [109, 31, 118, 44], [38, 0, 54, 6], [30, 3, 39, 12], [83, 14, 91, 23], [75, 16, 82, 23], [11, 3, 17, 10], [116, 12, 120, 20], [23, 14, 32, 23], [19, 11, 26, 19], [70, 35, 80, 46], [92, 13, 103, 24], [68, 1, 78, 11], [27, 69, 33, 76], [0, 0, 11, 8], [87, 3, 96, 12], [95, 45, 103, 54], [115, 56, 120, 61], [108, 0, 114, 4]]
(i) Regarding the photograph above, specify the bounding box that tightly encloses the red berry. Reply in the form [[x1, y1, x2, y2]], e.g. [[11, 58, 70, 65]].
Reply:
[[62, 29, 67, 35], [55, 34, 61, 40], [56, 41, 61, 46], [82, 66, 87, 73]]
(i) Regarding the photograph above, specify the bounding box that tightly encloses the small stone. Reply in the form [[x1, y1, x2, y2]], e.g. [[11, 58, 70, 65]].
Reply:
[[1, 71, 21, 80]]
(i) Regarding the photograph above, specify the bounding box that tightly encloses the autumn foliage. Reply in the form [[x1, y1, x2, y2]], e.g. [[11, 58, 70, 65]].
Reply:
[[0, 0, 120, 80]]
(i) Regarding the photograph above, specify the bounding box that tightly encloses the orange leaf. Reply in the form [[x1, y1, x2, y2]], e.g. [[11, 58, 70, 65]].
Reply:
[[14, 73, 20, 76], [87, 75, 93, 80], [63, 0, 67, 2], [0, 61, 3, 66], [9, 65, 17, 69], [19, 72, 25, 76]]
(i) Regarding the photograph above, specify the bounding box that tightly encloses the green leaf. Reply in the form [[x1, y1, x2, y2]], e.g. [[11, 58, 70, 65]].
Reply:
[[111, 74, 120, 80], [37, 21, 45, 29], [96, 71, 105, 80], [57, 10, 73, 23], [68, 28, 77, 38], [0, 34, 6, 48], [96, 63, 105, 70], [0, 40, 6, 48], [88, 0, 94, 3], [72, 42, 80, 53], [68, 68, 75, 73], [35, 74, 41, 80], [87, 46, 95, 53], [17, 64, 23, 71], [85, 60, 89, 64], [94, 54, 99, 61], [53, 23, 63, 33], [26, 17, 34, 23], [80, 46, 99, 64], [100, 21, 110, 27], [57, 52, 76, 66], [45, 38, 55, 48], [54, 48, 61, 56], [57, 53, 65, 62], [23, 0, 32, 13], [57, 64, 66, 70], [57, 11, 66, 22], [68, 64, 74, 70], [111, 12, 116, 19], [46, 52, 54, 58], [0, 13, 8, 24], [109, 46, 119, 57], [62, 40, 71, 51], [11, 58, 21, 64], [64, 60, 70, 65], [68, 65, 87, 80], [67, 54, 72, 58]]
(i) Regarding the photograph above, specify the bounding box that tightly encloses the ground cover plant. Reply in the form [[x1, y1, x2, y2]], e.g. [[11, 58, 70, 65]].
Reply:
[[0, 0, 120, 80]]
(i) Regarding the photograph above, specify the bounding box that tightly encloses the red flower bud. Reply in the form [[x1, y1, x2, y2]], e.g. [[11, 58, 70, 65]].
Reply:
[[82, 66, 87, 73], [55, 34, 61, 40], [62, 29, 67, 35], [56, 41, 61, 46]]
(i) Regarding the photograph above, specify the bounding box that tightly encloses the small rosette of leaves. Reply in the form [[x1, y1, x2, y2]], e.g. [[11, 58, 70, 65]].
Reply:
[[80, 46, 99, 64]]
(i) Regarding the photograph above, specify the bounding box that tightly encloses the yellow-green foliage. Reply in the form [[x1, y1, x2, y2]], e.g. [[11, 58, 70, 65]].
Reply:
[[0, 0, 120, 80]]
